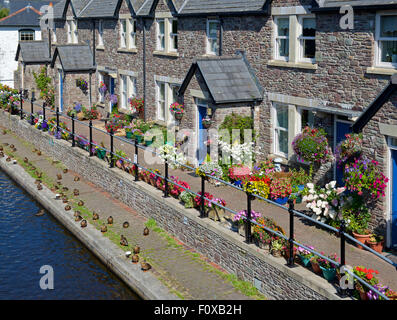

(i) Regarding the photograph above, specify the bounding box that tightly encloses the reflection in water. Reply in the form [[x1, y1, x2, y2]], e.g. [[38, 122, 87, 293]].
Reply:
[[0, 170, 140, 300]]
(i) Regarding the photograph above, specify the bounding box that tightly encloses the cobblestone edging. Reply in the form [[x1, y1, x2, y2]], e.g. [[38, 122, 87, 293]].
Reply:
[[0, 111, 343, 300]]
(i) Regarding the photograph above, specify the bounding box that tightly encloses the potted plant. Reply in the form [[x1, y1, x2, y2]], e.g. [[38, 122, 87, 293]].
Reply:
[[318, 253, 338, 282], [208, 198, 227, 222], [283, 243, 298, 262], [202, 117, 212, 129], [353, 266, 379, 300], [179, 191, 195, 208], [270, 177, 292, 205], [232, 210, 261, 237], [253, 221, 272, 251], [196, 162, 223, 183], [270, 239, 284, 257], [309, 255, 323, 275], [365, 234, 384, 254], [170, 102, 185, 121], [297, 246, 314, 267], [114, 150, 127, 169], [124, 126, 133, 139], [96, 142, 107, 160], [243, 178, 271, 200], [128, 97, 144, 119], [194, 192, 214, 215]]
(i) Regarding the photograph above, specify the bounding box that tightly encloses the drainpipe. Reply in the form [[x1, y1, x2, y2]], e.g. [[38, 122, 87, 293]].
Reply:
[[219, 17, 223, 56], [143, 19, 147, 122], [48, 28, 52, 60]]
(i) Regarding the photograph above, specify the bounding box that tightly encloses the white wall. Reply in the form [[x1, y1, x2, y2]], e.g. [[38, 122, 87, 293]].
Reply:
[[0, 27, 41, 88]]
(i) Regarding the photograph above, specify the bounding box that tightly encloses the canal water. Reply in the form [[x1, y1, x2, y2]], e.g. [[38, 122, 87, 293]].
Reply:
[[0, 170, 140, 300]]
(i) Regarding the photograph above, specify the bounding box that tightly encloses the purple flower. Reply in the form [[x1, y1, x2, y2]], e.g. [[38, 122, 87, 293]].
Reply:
[[74, 103, 82, 112]]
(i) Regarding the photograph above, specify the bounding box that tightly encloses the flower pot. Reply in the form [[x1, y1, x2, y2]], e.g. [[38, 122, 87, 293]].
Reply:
[[284, 247, 297, 262], [273, 197, 289, 205], [320, 266, 336, 282], [238, 223, 253, 237], [310, 261, 322, 275], [271, 249, 282, 258], [233, 180, 243, 188], [116, 160, 124, 170], [208, 207, 225, 222], [355, 284, 368, 301], [97, 149, 106, 159], [126, 132, 133, 139], [298, 255, 312, 267], [365, 240, 384, 254], [174, 113, 183, 120], [135, 135, 143, 144], [145, 140, 153, 146], [352, 232, 371, 250]]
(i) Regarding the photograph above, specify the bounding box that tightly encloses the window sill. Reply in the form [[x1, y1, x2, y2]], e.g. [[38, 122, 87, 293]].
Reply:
[[117, 48, 138, 54], [366, 66, 397, 76], [153, 50, 179, 58], [267, 60, 318, 70], [96, 46, 105, 51]]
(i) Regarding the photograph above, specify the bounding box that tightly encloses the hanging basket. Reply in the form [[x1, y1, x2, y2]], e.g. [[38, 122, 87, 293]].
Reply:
[[174, 112, 183, 121], [202, 119, 212, 129]]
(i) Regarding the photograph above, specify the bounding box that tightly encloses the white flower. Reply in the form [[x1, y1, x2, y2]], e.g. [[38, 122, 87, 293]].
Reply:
[[329, 181, 337, 189], [313, 194, 318, 200], [307, 183, 314, 190], [302, 195, 308, 202], [323, 207, 329, 216], [307, 194, 314, 201]]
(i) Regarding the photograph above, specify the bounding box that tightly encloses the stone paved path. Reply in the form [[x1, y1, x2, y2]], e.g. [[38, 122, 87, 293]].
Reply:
[[0, 129, 260, 300], [18, 102, 397, 290]]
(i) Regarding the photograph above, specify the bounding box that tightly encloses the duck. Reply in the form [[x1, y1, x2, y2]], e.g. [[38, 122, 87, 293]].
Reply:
[[37, 172, 42, 179], [74, 210, 81, 217], [32, 148, 37, 153], [62, 187, 69, 192], [78, 200, 84, 206], [35, 209, 45, 216], [37, 151, 41, 156], [0, 152, 4, 158], [23, 157, 28, 163], [133, 244, 140, 254], [73, 189, 79, 196], [141, 261, 152, 272], [54, 185, 59, 190], [143, 227, 149, 236], [31, 166, 36, 171], [63, 168, 68, 174], [120, 235, 128, 247], [80, 220, 87, 228], [0, 146, 3, 151], [62, 196, 68, 204], [74, 176, 80, 182], [123, 221, 129, 228], [65, 205, 71, 211], [56, 174, 62, 180], [37, 184, 43, 191], [100, 224, 107, 233], [75, 215, 82, 222], [35, 179, 41, 185], [131, 254, 139, 264], [10, 144, 14, 149], [6, 157, 11, 162], [12, 148, 17, 152], [3, 142, 8, 146], [107, 216, 113, 225], [92, 212, 99, 220]]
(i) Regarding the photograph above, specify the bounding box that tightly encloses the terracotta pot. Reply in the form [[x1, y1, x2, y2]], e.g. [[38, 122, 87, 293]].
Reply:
[[284, 246, 297, 262], [365, 240, 384, 254], [356, 284, 368, 301], [352, 232, 371, 250], [271, 250, 282, 258], [310, 260, 322, 275]]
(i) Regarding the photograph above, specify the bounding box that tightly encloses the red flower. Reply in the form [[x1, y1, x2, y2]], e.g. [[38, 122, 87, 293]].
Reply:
[[366, 273, 373, 280]]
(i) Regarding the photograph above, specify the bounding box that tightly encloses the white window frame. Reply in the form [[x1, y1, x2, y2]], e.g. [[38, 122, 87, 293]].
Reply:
[[98, 20, 104, 47], [119, 19, 127, 48], [274, 16, 290, 61], [156, 18, 165, 51], [98, 72, 105, 103], [169, 19, 178, 52], [67, 20, 72, 43], [19, 29, 35, 41], [67, 19, 78, 44], [119, 74, 137, 110], [297, 107, 315, 132], [206, 19, 219, 55], [52, 25, 57, 43], [128, 19, 136, 49], [273, 103, 289, 158], [375, 12, 397, 68], [298, 15, 316, 63], [156, 81, 166, 121]]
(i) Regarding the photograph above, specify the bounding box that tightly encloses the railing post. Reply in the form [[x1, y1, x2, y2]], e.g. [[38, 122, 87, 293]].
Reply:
[[30, 91, 35, 125], [288, 199, 295, 267], [56, 107, 60, 134], [164, 158, 169, 198], [246, 190, 252, 244], [89, 120, 93, 157], [71, 115, 75, 147], [200, 176, 205, 218], [110, 129, 114, 168], [134, 138, 139, 181], [19, 90, 23, 120], [42, 102, 46, 122]]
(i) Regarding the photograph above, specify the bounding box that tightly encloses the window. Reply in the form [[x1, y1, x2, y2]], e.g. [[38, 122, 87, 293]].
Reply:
[[273, 104, 289, 157], [98, 20, 104, 47], [275, 17, 289, 60], [52, 26, 57, 43], [157, 82, 166, 121], [170, 19, 178, 51], [299, 17, 316, 62], [376, 14, 397, 67], [19, 29, 34, 41], [156, 19, 165, 51], [119, 74, 137, 109], [129, 19, 136, 48], [300, 109, 315, 129], [98, 72, 105, 103], [207, 19, 219, 55], [120, 20, 127, 48], [67, 19, 78, 44]]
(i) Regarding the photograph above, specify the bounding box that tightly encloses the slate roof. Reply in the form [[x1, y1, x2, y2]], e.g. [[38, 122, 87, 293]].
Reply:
[[135, 0, 155, 16], [352, 75, 397, 132], [15, 41, 51, 63], [179, 56, 263, 105], [78, 0, 120, 18], [51, 44, 96, 72], [52, 0, 67, 19], [178, 0, 268, 15], [0, 5, 43, 27], [52, 0, 91, 19], [314, 0, 397, 10], [0, 0, 57, 13]]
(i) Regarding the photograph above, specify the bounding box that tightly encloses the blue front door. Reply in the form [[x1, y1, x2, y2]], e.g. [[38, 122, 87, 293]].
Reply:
[[197, 106, 207, 164], [392, 149, 397, 247], [335, 121, 352, 186]]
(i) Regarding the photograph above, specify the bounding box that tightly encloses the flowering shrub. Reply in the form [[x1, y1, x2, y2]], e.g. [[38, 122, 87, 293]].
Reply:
[[353, 266, 379, 291], [194, 192, 214, 209], [253, 216, 286, 243], [318, 253, 338, 269], [34, 114, 48, 131], [233, 210, 261, 225], [218, 139, 257, 165], [105, 114, 123, 133], [228, 164, 251, 182], [344, 158, 389, 199], [169, 102, 184, 115], [292, 127, 332, 164], [158, 144, 186, 169], [302, 181, 345, 223], [168, 176, 191, 197], [258, 159, 276, 175], [297, 246, 314, 260], [270, 177, 292, 200], [47, 117, 70, 140], [196, 162, 223, 180], [179, 191, 195, 208], [335, 133, 363, 167], [244, 178, 271, 199]]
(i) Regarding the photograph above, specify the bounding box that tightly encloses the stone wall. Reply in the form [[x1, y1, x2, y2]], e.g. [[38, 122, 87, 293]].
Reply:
[[0, 110, 344, 300]]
